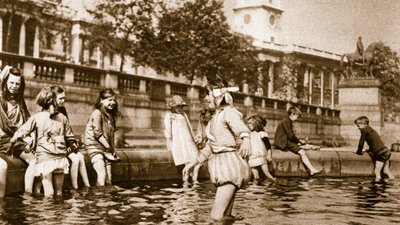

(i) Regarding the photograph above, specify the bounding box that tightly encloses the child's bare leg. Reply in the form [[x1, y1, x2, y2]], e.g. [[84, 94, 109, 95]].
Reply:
[[78, 153, 90, 187], [53, 169, 64, 197], [68, 153, 79, 189], [224, 189, 237, 218], [251, 168, 260, 182], [374, 161, 384, 182], [20, 152, 35, 193], [261, 164, 276, 181], [192, 164, 201, 183], [91, 155, 106, 186], [382, 161, 395, 179], [211, 184, 237, 221], [298, 150, 319, 175], [105, 162, 112, 185], [32, 177, 42, 194], [41, 174, 54, 197], [0, 158, 8, 198]]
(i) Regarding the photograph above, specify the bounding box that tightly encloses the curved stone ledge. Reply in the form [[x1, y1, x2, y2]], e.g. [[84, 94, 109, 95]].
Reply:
[[2, 149, 400, 196]]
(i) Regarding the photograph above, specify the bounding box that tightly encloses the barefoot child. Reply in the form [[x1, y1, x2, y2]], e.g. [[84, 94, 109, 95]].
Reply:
[[355, 116, 395, 182], [51, 86, 90, 189], [274, 106, 322, 176], [183, 78, 251, 222], [85, 89, 119, 186], [247, 114, 276, 183], [9, 87, 75, 197], [164, 95, 201, 183]]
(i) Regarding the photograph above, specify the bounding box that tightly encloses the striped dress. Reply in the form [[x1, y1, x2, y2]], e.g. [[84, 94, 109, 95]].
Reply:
[[197, 106, 251, 189]]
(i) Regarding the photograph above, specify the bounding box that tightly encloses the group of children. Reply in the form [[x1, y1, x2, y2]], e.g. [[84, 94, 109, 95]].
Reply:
[[165, 77, 396, 222], [164, 96, 324, 185], [0, 66, 120, 198]]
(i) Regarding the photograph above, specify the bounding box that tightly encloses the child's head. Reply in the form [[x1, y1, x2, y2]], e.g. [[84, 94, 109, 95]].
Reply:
[[247, 114, 267, 132], [1, 66, 26, 101], [36, 87, 56, 110], [50, 86, 65, 107], [354, 116, 369, 129], [95, 88, 118, 116], [199, 108, 214, 125], [287, 106, 301, 121], [169, 95, 187, 114]]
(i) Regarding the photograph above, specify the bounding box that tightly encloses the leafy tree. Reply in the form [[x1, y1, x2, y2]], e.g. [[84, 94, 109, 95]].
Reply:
[[371, 44, 400, 113], [273, 54, 301, 102], [0, 0, 71, 53], [87, 0, 160, 72], [146, 0, 268, 89]]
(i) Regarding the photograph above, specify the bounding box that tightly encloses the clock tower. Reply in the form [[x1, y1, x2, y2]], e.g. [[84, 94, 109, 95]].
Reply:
[[231, 0, 284, 43]]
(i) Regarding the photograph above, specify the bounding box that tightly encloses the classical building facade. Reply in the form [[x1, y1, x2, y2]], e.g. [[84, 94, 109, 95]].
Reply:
[[0, 0, 343, 108]]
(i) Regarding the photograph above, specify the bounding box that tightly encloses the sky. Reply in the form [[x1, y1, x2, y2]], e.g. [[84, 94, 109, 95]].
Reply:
[[281, 0, 400, 54], [64, 0, 400, 55]]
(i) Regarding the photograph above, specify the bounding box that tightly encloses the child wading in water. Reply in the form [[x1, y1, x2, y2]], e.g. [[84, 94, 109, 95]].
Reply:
[[183, 78, 251, 222], [51, 86, 90, 189], [85, 89, 119, 186], [247, 114, 276, 183], [164, 95, 201, 183], [9, 87, 76, 197], [355, 116, 395, 182]]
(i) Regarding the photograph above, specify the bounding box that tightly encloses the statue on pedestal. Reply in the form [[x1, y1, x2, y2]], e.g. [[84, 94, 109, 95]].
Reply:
[[340, 39, 384, 78]]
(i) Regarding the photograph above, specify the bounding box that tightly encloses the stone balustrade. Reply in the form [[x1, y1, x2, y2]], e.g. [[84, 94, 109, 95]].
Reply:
[[0, 51, 341, 142]]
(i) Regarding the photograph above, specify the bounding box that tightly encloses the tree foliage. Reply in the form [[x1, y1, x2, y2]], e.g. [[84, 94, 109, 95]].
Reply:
[[87, 0, 160, 71], [371, 44, 400, 113], [147, 0, 268, 88]]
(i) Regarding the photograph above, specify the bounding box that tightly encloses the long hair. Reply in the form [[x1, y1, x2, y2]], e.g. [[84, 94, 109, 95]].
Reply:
[[50, 86, 67, 117], [94, 88, 119, 126], [247, 114, 267, 132], [0, 67, 30, 120]]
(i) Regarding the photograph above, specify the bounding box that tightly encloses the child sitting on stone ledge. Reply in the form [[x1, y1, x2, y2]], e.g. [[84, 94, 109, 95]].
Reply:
[[274, 106, 322, 176]]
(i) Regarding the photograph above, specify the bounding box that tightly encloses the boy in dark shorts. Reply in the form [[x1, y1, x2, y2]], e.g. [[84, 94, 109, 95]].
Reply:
[[274, 106, 322, 176], [355, 116, 395, 182]]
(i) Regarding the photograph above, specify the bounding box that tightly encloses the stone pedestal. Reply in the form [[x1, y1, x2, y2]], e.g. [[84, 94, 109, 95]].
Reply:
[[338, 78, 382, 146]]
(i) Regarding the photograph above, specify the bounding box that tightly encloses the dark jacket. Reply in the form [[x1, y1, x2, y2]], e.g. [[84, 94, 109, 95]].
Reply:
[[274, 116, 300, 150], [356, 126, 387, 155]]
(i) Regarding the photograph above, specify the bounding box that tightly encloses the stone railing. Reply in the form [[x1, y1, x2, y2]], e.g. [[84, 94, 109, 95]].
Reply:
[[0, 51, 341, 143]]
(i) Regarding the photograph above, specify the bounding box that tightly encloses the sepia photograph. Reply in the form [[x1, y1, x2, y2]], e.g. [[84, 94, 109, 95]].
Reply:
[[0, 0, 399, 224]]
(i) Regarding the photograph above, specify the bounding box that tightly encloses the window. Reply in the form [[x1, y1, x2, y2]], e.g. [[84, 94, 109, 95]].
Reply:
[[244, 14, 251, 24]]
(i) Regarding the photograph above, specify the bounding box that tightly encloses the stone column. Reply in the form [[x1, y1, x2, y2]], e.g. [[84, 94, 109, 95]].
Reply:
[[320, 69, 324, 106], [308, 66, 314, 104], [19, 19, 26, 55], [330, 71, 335, 108], [268, 62, 274, 98], [338, 78, 382, 146], [0, 17, 3, 52], [71, 21, 82, 64], [33, 26, 40, 58]]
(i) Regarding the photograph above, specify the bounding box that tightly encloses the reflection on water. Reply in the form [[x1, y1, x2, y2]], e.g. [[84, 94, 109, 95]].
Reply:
[[0, 178, 400, 224]]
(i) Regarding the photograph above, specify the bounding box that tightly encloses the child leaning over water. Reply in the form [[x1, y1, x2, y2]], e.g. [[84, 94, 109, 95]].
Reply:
[[247, 114, 276, 183], [354, 116, 395, 182], [9, 87, 76, 197]]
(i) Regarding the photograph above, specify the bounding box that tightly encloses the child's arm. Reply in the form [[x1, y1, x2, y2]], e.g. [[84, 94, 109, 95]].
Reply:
[[91, 110, 112, 151], [260, 131, 273, 161], [10, 116, 36, 144], [356, 130, 366, 155], [163, 112, 173, 151], [64, 118, 79, 153]]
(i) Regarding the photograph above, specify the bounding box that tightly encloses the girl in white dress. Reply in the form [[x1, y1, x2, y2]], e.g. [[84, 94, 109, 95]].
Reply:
[[247, 114, 276, 183], [164, 95, 201, 183]]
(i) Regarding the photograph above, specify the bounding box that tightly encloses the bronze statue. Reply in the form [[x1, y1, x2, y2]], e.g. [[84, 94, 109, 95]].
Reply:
[[340, 41, 384, 77], [357, 37, 365, 64]]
